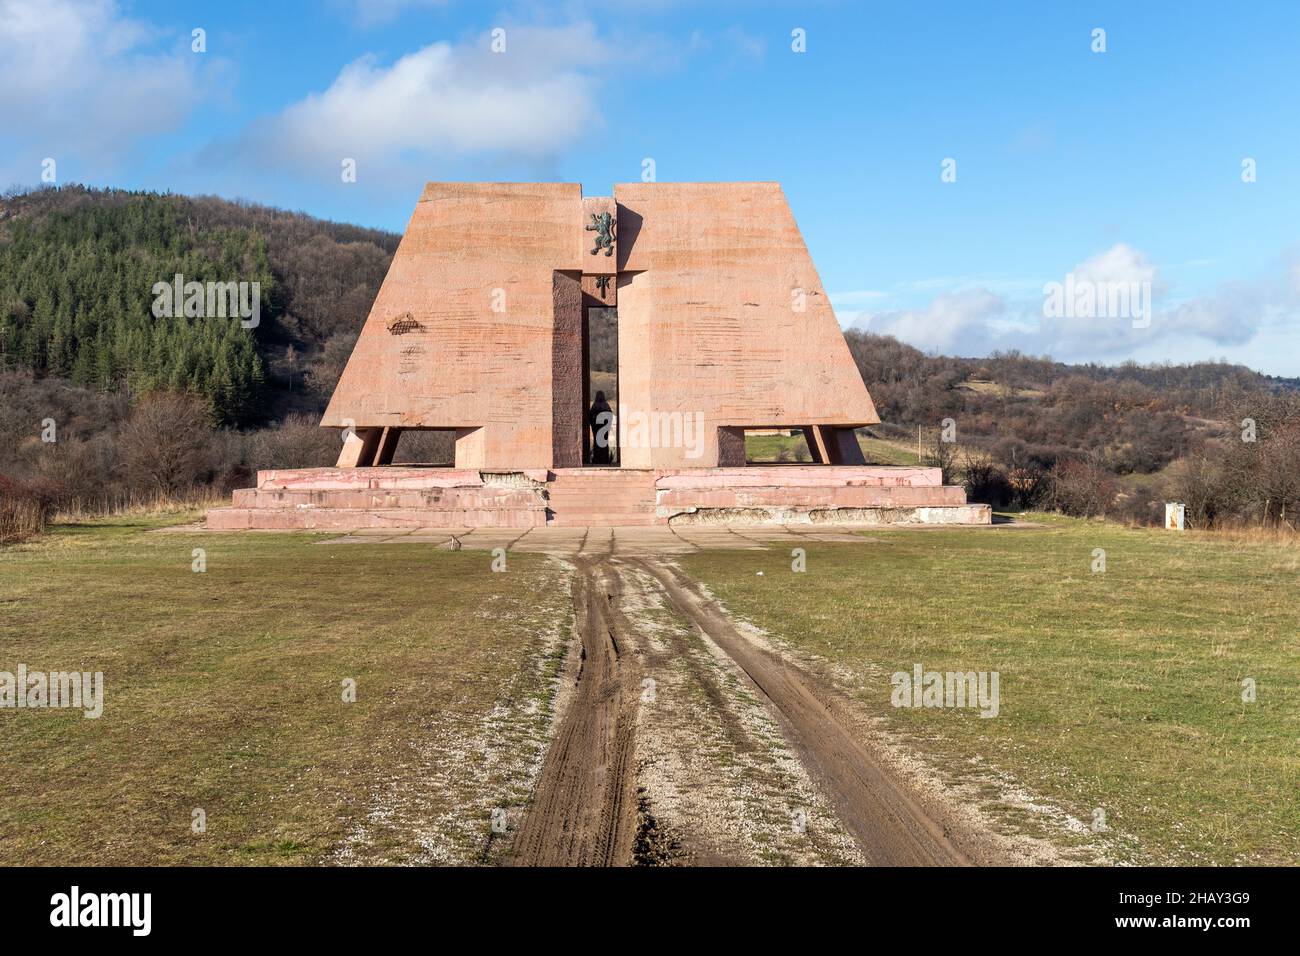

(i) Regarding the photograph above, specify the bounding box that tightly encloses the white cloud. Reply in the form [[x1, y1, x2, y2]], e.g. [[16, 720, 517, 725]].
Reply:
[[226, 23, 608, 177], [0, 0, 205, 165], [852, 243, 1300, 367], [1070, 243, 1158, 288], [855, 288, 1006, 355], [1037, 243, 1165, 353]]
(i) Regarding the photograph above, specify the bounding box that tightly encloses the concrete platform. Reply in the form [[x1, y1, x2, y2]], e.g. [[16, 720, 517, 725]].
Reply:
[[206, 465, 992, 530]]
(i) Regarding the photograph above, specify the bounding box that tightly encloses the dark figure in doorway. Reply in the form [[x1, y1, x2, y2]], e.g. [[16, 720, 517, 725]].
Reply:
[[588, 391, 613, 465]]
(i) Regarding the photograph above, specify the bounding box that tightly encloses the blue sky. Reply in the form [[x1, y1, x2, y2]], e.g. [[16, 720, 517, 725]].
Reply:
[[3, 0, 1299, 374]]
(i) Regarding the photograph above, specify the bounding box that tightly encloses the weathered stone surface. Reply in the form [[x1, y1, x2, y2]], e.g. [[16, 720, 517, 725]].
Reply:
[[655, 485, 968, 509], [207, 506, 548, 530], [654, 466, 943, 488], [256, 467, 548, 490], [663, 504, 992, 527], [210, 465, 984, 529], [231, 487, 546, 510]]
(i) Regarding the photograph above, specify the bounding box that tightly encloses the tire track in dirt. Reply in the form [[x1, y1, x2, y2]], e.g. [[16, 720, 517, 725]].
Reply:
[[616, 562, 861, 865], [631, 558, 989, 866], [508, 557, 642, 866]]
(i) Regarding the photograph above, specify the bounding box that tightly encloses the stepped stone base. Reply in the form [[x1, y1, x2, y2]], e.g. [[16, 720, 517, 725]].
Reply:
[[206, 466, 991, 530]]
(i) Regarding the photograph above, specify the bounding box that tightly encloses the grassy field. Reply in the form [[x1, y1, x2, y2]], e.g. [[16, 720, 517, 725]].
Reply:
[[744, 430, 921, 465], [0, 516, 571, 865], [679, 515, 1300, 864], [4, 511, 1294, 866]]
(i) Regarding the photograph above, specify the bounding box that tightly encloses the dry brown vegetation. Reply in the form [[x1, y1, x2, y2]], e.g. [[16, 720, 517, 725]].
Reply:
[[0, 473, 56, 542]]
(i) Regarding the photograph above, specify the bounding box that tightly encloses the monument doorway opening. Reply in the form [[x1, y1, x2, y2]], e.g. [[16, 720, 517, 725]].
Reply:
[[584, 305, 618, 466]]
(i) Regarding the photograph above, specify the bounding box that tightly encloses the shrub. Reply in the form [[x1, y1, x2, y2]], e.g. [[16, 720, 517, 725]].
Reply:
[[0, 474, 58, 542], [1166, 454, 1235, 529], [920, 435, 957, 485], [961, 453, 1012, 507], [118, 392, 215, 496], [244, 413, 340, 473], [1111, 481, 1166, 527], [1047, 457, 1119, 518]]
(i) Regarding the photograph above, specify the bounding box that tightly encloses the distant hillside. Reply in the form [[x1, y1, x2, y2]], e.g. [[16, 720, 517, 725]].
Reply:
[[0, 185, 398, 426], [1, 184, 1296, 527], [845, 330, 1299, 476]]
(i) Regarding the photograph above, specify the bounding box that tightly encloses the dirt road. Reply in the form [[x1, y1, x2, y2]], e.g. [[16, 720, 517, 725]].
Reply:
[[508, 555, 996, 866], [631, 559, 981, 865], [508, 558, 642, 866]]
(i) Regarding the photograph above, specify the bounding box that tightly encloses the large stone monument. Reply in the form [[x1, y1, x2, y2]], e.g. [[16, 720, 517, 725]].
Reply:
[[208, 183, 989, 529]]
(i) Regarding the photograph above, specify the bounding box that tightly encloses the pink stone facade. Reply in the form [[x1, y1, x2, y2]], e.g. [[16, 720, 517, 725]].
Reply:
[[322, 182, 877, 470], [320, 183, 583, 469], [206, 181, 992, 529], [614, 183, 877, 468]]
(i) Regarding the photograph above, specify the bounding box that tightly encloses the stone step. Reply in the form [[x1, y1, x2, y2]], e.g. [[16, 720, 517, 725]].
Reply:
[[208, 507, 546, 530], [233, 487, 546, 510], [546, 493, 654, 506], [656, 485, 967, 509], [206, 465, 982, 531], [548, 500, 655, 510], [655, 467, 943, 489], [551, 468, 657, 476], [257, 467, 551, 491], [546, 476, 660, 486], [547, 512, 660, 527], [550, 488, 656, 496]]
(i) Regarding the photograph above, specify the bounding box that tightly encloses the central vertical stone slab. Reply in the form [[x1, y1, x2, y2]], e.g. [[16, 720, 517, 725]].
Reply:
[[551, 270, 584, 467]]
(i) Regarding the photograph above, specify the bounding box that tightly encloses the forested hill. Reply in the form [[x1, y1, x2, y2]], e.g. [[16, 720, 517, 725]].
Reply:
[[0, 185, 398, 425], [1, 184, 1294, 455]]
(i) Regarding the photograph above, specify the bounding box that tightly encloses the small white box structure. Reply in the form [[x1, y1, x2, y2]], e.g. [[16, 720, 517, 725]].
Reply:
[[1165, 502, 1186, 531]]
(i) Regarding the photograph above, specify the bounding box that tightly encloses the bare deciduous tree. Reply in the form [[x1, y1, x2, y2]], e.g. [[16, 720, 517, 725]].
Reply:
[[118, 392, 214, 496]]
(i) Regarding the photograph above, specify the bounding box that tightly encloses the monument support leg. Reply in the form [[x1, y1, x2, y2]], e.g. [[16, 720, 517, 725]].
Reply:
[[334, 426, 401, 467], [825, 426, 866, 465], [802, 426, 829, 463], [801, 426, 864, 465], [454, 426, 487, 469], [336, 427, 383, 468], [373, 427, 400, 465]]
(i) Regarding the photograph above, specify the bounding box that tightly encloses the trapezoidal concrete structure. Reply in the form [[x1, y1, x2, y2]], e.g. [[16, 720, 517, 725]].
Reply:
[[208, 182, 990, 529]]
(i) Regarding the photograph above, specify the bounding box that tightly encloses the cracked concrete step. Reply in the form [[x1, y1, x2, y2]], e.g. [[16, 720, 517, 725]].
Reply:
[[232, 487, 546, 510], [208, 507, 547, 530]]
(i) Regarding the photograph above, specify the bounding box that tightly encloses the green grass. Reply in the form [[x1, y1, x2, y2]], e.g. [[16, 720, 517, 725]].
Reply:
[[743, 432, 810, 462], [856, 435, 922, 465], [0, 517, 570, 865], [679, 514, 1300, 864], [743, 431, 921, 465], [6, 511, 1294, 866]]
